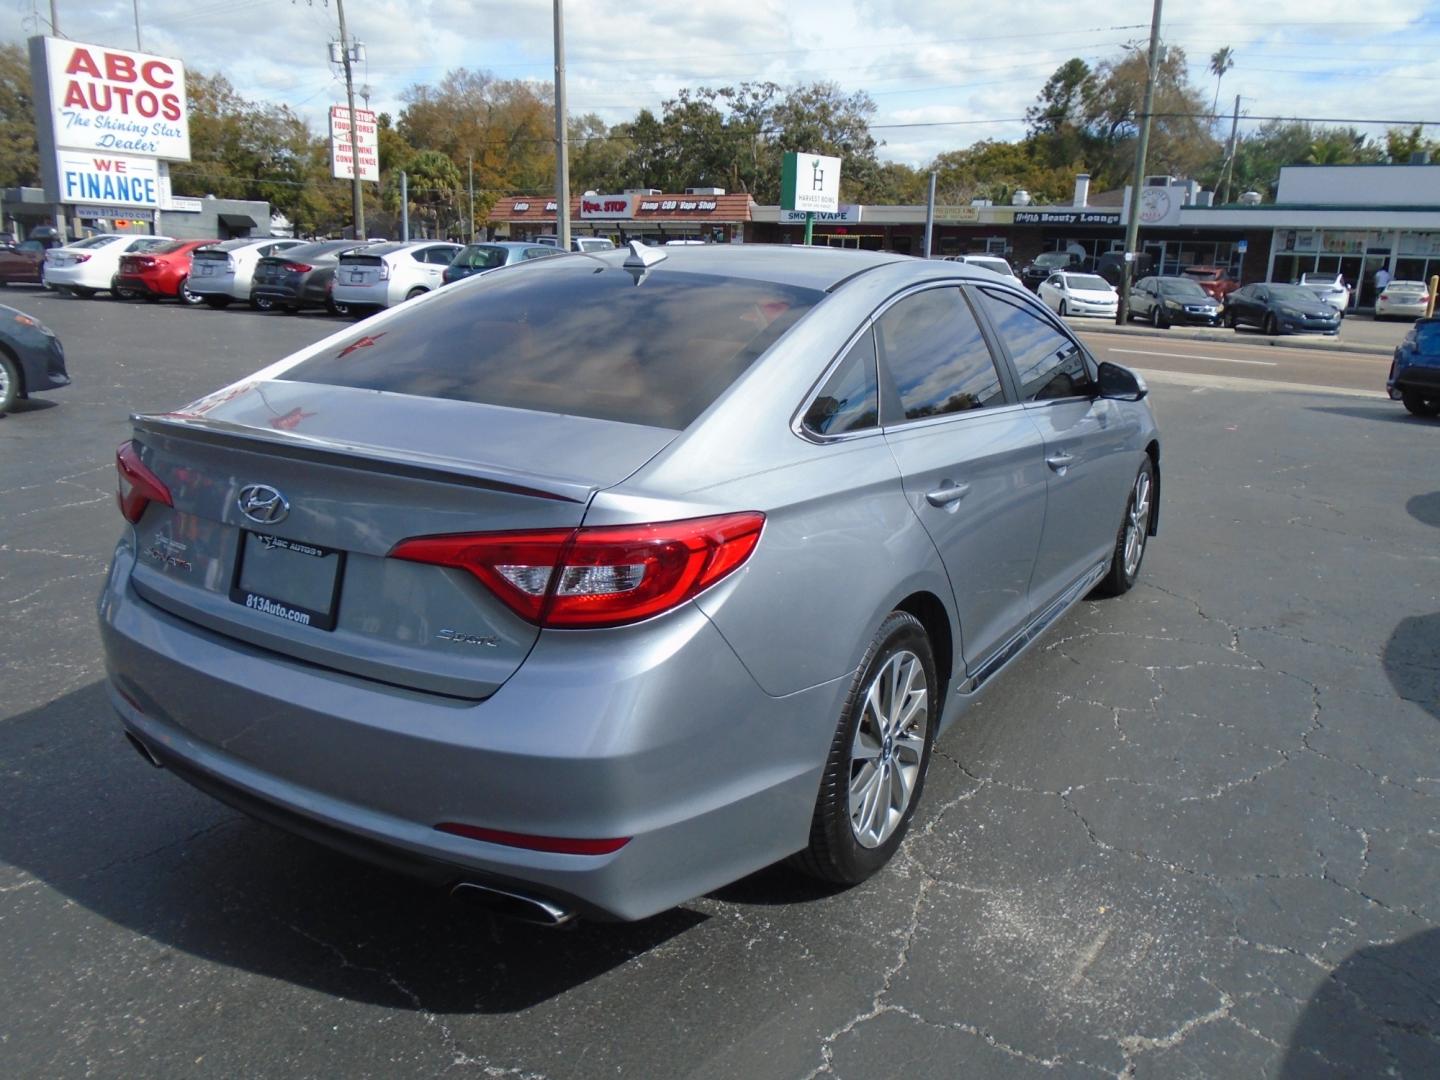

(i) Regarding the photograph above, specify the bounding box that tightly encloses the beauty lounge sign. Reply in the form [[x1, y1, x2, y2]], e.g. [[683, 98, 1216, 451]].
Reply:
[[41, 37, 190, 160]]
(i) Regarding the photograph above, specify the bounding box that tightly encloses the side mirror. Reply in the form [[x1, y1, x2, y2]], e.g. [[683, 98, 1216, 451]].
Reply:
[[1097, 360, 1148, 402]]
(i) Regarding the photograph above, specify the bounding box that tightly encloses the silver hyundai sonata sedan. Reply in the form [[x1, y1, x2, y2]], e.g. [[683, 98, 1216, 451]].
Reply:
[[100, 244, 1160, 923]]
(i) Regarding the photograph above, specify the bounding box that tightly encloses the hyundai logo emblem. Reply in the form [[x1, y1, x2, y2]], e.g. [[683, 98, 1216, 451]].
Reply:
[[237, 484, 289, 525]]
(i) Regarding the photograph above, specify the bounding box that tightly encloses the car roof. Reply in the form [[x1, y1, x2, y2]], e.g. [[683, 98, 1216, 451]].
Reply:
[[581, 244, 907, 292]]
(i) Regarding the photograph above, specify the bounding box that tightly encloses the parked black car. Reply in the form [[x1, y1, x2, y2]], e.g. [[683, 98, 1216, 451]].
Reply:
[[1126, 276, 1223, 328], [1092, 251, 1155, 287], [1020, 251, 1083, 291], [0, 303, 68, 416], [251, 240, 375, 315], [1224, 283, 1341, 336]]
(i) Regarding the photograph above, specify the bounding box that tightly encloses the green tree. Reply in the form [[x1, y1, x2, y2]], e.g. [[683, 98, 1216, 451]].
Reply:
[[402, 150, 463, 238], [0, 43, 39, 189], [1208, 46, 1235, 119]]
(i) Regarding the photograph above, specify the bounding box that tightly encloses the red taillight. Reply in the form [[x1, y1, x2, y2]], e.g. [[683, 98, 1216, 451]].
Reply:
[[115, 440, 173, 523], [390, 512, 765, 628], [73, 253, 91, 263], [137, 256, 157, 269], [435, 823, 630, 855], [282, 262, 312, 273]]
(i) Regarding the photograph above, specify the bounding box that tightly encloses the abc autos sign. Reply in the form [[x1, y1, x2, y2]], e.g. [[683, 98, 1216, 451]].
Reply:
[[36, 37, 190, 161]]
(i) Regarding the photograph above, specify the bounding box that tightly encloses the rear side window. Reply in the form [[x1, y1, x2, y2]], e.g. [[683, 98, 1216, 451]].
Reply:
[[876, 287, 1005, 421], [803, 330, 879, 436], [974, 288, 1092, 402], [281, 259, 821, 430]]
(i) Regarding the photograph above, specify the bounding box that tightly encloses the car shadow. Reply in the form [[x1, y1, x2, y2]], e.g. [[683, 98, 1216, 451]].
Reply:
[[1, 397, 60, 415], [1307, 404, 1430, 424], [0, 681, 706, 1014], [1279, 928, 1440, 1076], [1407, 491, 1440, 528]]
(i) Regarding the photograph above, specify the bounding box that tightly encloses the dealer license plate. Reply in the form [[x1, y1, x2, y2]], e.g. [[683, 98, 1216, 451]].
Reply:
[[230, 531, 344, 631], [349, 271, 365, 283], [197, 263, 214, 276]]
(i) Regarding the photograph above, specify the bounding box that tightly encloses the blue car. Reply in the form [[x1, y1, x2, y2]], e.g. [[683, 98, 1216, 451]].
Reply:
[[441, 241, 558, 285], [0, 303, 68, 416], [1387, 317, 1440, 417]]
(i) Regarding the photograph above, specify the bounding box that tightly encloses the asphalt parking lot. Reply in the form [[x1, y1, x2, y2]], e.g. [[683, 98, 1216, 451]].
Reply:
[[2, 288, 1438, 1078]]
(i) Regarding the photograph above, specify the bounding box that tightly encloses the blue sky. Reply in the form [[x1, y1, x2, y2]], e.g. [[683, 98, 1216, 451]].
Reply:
[[9, 0, 1439, 169]]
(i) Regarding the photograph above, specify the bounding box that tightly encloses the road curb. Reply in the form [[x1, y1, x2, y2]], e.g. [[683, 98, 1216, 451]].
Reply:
[[1068, 321, 1394, 358]]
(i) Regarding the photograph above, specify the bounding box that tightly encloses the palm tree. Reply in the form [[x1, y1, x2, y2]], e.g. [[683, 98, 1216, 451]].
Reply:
[[1209, 47, 1235, 120]]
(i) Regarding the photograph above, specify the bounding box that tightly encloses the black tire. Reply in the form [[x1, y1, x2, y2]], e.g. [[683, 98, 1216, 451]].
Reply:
[[72, 287, 96, 299], [203, 295, 231, 310], [0, 352, 19, 416], [1224, 310, 1237, 329], [178, 276, 204, 306], [110, 275, 136, 301], [1264, 313, 1280, 336], [1058, 300, 1068, 318], [326, 297, 352, 317], [405, 286, 428, 302], [1150, 305, 1165, 329], [791, 611, 938, 885], [1401, 391, 1440, 418], [249, 296, 276, 312], [1094, 456, 1155, 598]]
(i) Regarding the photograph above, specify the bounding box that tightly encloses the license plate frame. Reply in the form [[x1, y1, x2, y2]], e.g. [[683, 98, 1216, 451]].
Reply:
[[230, 531, 345, 631], [349, 270, 365, 283]]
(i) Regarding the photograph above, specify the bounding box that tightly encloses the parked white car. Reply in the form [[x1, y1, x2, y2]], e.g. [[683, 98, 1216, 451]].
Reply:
[[1375, 280, 1430, 321], [187, 237, 308, 310], [1039, 271, 1120, 318], [943, 254, 1018, 280], [44, 234, 171, 297], [331, 241, 464, 311], [1297, 272, 1351, 313]]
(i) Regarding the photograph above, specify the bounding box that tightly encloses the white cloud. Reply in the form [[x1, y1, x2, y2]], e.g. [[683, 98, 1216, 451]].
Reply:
[[6, 0, 1438, 169]]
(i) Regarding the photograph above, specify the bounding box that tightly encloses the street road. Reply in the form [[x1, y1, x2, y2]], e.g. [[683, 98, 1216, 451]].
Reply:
[[2, 289, 1437, 1078], [1075, 327, 1393, 395]]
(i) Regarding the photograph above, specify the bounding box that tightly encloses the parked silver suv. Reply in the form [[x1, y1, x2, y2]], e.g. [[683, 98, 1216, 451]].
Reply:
[[101, 245, 1160, 923]]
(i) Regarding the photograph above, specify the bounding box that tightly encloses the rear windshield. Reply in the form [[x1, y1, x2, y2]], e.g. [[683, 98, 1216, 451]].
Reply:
[[280, 258, 822, 429], [275, 241, 357, 261], [69, 235, 124, 250], [151, 240, 198, 255]]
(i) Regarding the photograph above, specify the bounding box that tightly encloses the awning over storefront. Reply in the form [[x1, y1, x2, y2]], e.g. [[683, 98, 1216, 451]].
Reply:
[[489, 193, 756, 236]]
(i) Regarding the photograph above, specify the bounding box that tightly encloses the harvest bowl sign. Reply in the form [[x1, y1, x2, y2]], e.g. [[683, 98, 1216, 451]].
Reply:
[[33, 37, 190, 161]]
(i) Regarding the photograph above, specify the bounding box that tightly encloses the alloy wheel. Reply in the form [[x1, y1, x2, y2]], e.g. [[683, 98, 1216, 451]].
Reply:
[[1123, 468, 1152, 577], [848, 650, 929, 848]]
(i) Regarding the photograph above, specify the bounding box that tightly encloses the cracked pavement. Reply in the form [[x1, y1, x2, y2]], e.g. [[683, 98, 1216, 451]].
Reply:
[[1, 294, 1437, 1078]]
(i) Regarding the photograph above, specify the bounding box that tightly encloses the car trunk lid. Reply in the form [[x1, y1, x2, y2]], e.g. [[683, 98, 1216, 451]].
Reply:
[[124, 380, 676, 699], [337, 252, 385, 288]]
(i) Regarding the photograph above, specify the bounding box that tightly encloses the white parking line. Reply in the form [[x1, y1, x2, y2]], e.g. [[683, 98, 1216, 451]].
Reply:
[[1104, 347, 1278, 367]]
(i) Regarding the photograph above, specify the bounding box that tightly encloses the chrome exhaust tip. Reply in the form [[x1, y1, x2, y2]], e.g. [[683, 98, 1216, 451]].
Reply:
[[124, 731, 164, 769], [450, 881, 576, 927]]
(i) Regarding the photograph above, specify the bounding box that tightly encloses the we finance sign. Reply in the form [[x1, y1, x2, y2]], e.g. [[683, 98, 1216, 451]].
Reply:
[[56, 151, 158, 208], [36, 37, 190, 160]]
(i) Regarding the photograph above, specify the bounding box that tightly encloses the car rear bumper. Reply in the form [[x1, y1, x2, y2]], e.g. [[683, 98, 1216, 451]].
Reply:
[[44, 263, 106, 290], [188, 271, 243, 298], [1391, 362, 1440, 396], [331, 282, 389, 306], [115, 274, 176, 298], [98, 544, 839, 921]]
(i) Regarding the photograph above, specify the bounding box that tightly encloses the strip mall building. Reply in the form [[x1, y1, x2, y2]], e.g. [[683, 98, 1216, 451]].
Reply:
[[489, 163, 1440, 309]]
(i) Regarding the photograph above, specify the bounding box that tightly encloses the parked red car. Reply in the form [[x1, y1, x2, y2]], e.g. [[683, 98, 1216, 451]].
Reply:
[[1181, 265, 1240, 302], [0, 240, 53, 286], [114, 239, 219, 304]]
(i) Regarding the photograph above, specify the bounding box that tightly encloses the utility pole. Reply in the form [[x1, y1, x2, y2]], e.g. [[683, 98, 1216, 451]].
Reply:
[[1218, 94, 1240, 205], [335, 0, 365, 240], [553, 0, 570, 250], [468, 157, 475, 243], [400, 170, 408, 241], [1116, 0, 1163, 326], [923, 172, 936, 257], [132, 0, 142, 50], [49, 1, 59, 35]]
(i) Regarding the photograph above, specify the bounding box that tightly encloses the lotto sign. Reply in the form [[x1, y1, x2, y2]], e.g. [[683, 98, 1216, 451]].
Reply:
[[40, 37, 189, 160], [330, 105, 379, 182], [56, 151, 159, 207], [780, 151, 841, 214]]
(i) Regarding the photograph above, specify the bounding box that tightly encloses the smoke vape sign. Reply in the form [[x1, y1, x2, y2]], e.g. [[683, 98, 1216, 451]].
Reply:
[[781, 151, 841, 214]]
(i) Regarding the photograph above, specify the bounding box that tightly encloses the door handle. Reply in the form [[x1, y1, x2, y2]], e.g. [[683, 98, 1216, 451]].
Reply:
[[1046, 452, 1074, 474], [925, 481, 971, 507]]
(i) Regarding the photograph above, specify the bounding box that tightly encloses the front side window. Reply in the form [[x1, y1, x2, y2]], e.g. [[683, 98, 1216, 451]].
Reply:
[[975, 287, 1092, 403], [876, 288, 1006, 421], [803, 329, 879, 436]]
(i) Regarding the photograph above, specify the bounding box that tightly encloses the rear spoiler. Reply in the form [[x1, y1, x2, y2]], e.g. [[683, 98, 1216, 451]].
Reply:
[[132, 413, 591, 504]]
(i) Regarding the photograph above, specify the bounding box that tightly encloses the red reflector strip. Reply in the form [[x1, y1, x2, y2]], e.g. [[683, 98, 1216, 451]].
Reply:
[[435, 822, 630, 855]]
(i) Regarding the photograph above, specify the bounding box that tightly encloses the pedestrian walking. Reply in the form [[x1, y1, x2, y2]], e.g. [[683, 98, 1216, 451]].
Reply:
[[1375, 265, 1392, 292]]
